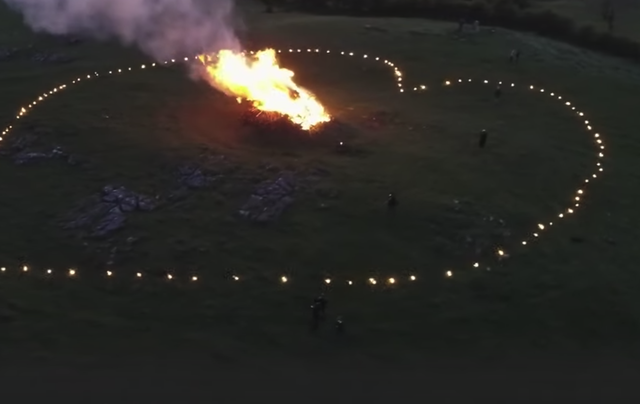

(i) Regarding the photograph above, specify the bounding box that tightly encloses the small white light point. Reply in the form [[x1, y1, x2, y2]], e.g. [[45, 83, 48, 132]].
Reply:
[[410, 275, 416, 281], [368, 278, 377, 285], [0, 267, 5, 272], [167, 274, 173, 280], [281, 276, 288, 283], [232, 275, 239, 281], [136, 272, 142, 278], [568, 208, 574, 213], [347, 280, 353, 285], [191, 276, 198, 281], [107, 271, 112, 277], [446, 271, 453, 277], [445, 80, 450, 85], [324, 278, 331, 284], [497, 249, 505, 256], [69, 269, 76, 276], [388, 277, 395, 284], [538, 223, 545, 230], [522, 241, 527, 245], [23, 266, 28, 272], [46, 269, 52, 274], [473, 262, 479, 268]]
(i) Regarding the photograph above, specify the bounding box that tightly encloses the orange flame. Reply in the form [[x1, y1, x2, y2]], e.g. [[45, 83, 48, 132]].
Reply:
[[197, 49, 330, 130]]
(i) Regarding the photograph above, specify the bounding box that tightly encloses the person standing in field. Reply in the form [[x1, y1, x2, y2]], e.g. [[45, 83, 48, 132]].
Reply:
[[387, 193, 398, 210], [479, 129, 488, 148]]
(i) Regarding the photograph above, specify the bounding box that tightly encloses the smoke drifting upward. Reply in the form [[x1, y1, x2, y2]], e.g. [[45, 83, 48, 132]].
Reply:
[[3, 0, 241, 60]]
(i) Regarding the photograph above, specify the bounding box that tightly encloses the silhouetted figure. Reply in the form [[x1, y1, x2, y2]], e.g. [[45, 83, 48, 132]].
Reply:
[[387, 193, 398, 209], [607, 11, 615, 33], [601, 0, 612, 20], [509, 49, 516, 63], [479, 129, 488, 148], [494, 85, 502, 100], [515, 49, 521, 63], [457, 19, 465, 33], [314, 294, 328, 320], [310, 303, 321, 331], [335, 316, 345, 335]]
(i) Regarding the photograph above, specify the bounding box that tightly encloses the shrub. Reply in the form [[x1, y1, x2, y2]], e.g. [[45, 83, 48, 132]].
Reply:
[[283, 0, 640, 63]]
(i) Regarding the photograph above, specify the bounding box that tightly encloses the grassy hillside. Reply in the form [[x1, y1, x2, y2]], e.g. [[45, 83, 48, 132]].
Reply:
[[0, 3, 640, 360]]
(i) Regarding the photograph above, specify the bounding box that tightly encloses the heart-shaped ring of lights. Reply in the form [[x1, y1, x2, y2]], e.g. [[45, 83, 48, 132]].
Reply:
[[0, 48, 605, 286]]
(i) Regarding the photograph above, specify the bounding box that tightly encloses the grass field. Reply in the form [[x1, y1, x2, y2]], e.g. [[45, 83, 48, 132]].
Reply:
[[1, 1, 640, 364]]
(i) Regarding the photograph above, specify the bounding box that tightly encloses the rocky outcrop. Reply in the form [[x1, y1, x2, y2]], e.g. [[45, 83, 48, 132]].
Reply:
[[238, 171, 296, 222]]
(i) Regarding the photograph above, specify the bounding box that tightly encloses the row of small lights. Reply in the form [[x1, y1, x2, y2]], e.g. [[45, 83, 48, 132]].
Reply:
[[2, 48, 404, 141], [410, 77, 604, 276], [0, 48, 603, 284], [0, 265, 423, 285]]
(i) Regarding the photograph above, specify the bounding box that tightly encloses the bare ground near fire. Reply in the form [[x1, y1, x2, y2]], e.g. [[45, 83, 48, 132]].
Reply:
[[2, 1, 640, 399]]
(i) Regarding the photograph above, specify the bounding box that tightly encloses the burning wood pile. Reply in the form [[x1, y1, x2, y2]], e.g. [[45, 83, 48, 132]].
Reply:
[[196, 48, 331, 131]]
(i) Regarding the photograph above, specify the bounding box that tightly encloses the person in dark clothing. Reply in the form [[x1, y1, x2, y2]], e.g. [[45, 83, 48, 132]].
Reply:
[[387, 193, 398, 209], [314, 294, 328, 320], [310, 303, 321, 331], [457, 19, 465, 33], [515, 49, 520, 63], [335, 316, 345, 335], [494, 85, 502, 100], [479, 129, 488, 148]]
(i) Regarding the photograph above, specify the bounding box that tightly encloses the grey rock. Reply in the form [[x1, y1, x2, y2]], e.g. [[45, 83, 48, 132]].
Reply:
[[31, 51, 73, 64], [63, 185, 157, 238], [92, 207, 126, 237], [177, 164, 215, 189], [238, 172, 296, 222], [0, 47, 19, 61]]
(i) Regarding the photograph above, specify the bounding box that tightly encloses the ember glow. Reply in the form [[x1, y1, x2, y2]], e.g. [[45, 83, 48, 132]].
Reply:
[[197, 49, 330, 130]]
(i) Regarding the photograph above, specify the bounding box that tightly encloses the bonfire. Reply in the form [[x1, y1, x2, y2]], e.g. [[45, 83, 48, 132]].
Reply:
[[196, 49, 331, 130]]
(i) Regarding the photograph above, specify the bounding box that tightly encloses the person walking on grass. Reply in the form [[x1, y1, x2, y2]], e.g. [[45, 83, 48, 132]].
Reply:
[[310, 302, 321, 332], [387, 193, 398, 210], [494, 85, 502, 101], [314, 293, 328, 320], [479, 129, 488, 148], [335, 316, 345, 336]]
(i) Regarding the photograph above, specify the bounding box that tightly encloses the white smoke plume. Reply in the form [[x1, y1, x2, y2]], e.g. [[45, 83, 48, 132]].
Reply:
[[2, 0, 241, 60]]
